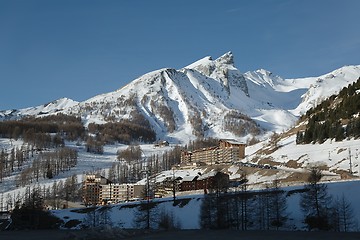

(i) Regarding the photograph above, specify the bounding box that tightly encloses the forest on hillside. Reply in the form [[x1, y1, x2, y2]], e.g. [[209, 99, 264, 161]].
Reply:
[[107, 137, 219, 184], [0, 113, 156, 148], [297, 78, 360, 144], [0, 112, 156, 188]]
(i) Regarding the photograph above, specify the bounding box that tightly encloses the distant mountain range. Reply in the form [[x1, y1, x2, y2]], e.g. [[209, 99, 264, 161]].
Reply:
[[1, 52, 360, 143]]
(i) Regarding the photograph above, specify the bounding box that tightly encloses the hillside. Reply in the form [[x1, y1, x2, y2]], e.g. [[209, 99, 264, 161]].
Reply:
[[1, 53, 360, 234], [2, 72, 360, 200], [1, 52, 359, 143], [50, 180, 360, 231], [242, 78, 360, 183], [297, 78, 360, 144]]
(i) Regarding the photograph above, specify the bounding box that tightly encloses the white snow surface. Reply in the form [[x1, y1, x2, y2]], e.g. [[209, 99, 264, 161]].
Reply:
[[1, 52, 360, 231], [0, 98, 79, 119], [1, 52, 359, 143], [50, 180, 360, 230], [2, 133, 360, 230]]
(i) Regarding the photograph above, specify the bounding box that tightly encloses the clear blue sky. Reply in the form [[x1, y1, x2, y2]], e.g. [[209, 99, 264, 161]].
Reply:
[[1, 0, 359, 110]]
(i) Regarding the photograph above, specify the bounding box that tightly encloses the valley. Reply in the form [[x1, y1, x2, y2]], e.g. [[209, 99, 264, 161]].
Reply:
[[0, 53, 360, 233]]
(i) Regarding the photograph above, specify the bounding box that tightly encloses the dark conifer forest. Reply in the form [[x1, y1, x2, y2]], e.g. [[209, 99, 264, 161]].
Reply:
[[297, 78, 360, 144]]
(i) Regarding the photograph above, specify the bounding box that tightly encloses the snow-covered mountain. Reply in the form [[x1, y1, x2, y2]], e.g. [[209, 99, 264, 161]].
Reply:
[[0, 98, 79, 119], [1, 52, 360, 143]]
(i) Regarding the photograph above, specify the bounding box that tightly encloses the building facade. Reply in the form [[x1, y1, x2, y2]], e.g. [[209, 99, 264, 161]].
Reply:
[[180, 139, 246, 165], [179, 171, 230, 192], [83, 174, 110, 206], [83, 174, 145, 205], [153, 171, 230, 197], [100, 183, 144, 204]]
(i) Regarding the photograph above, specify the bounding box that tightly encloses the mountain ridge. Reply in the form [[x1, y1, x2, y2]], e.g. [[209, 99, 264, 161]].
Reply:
[[1, 52, 360, 143]]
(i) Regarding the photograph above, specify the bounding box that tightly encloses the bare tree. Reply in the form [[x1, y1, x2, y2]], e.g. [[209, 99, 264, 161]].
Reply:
[[331, 194, 356, 232], [133, 201, 158, 229], [269, 180, 288, 230], [200, 171, 231, 229], [157, 207, 180, 230], [117, 145, 142, 163], [83, 207, 99, 228], [240, 171, 250, 230], [300, 167, 332, 230], [98, 205, 113, 226]]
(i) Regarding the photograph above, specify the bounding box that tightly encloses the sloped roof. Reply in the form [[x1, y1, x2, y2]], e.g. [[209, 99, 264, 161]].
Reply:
[[220, 139, 246, 145], [181, 175, 198, 182], [198, 171, 217, 180]]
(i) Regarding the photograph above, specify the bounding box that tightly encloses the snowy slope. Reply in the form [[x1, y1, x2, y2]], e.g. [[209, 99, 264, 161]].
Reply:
[[1, 52, 359, 143], [52, 180, 360, 231], [0, 98, 79, 119], [1, 52, 360, 232], [3, 133, 358, 231], [243, 65, 360, 120]]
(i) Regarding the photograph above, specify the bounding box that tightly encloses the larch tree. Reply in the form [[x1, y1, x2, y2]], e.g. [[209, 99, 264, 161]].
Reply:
[[300, 167, 332, 230]]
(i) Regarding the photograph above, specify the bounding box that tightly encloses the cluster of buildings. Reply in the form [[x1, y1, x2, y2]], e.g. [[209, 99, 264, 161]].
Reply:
[[82, 174, 145, 206], [82, 139, 246, 205], [83, 170, 232, 205]]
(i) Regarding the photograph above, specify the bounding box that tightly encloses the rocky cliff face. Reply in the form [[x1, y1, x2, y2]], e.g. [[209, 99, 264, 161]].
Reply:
[[1, 52, 360, 143]]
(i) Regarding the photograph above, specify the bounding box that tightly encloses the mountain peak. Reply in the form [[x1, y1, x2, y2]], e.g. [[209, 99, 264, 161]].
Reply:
[[184, 52, 235, 71], [184, 56, 213, 70], [215, 51, 234, 65], [1, 51, 359, 144], [256, 69, 272, 76]]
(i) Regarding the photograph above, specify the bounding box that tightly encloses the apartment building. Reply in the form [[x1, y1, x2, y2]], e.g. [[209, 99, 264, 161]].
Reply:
[[83, 174, 145, 205], [180, 139, 246, 165], [83, 174, 110, 206], [100, 183, 144, 204]]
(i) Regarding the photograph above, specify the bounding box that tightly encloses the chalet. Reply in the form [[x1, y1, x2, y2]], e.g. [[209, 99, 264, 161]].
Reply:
[[179, 171, 230, 193], [154, 140, 170, 148], [179, 175, 199, 192], [197, 171, 230, 192], [154, 176, 182, 197]]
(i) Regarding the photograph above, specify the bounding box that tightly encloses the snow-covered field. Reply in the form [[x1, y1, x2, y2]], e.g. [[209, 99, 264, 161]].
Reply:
[[51, 180, 360, 231], [0, 138, 175, 200], [1, 122, 360, 231], [246, 135, 360, 181]]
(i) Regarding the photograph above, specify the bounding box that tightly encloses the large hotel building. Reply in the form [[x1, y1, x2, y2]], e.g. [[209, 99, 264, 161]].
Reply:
[[181, 139, 246, 165]]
